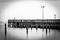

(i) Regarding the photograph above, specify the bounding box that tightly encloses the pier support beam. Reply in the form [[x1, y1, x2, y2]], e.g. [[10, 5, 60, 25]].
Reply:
[[49, 26, 50, 32], [46, 26, 47, 35], [26, 25, 28, 35], [36, 26, 38, 31]]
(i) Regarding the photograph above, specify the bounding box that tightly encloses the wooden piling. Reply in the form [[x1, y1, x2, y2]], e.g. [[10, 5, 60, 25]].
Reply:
[[5, 23, 7, 40]]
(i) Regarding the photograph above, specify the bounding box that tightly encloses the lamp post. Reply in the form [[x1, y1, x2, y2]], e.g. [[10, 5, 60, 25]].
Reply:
[[41, 6, 45, 31], [13, 17, 15, 27], [54, 14, 56, 19], [41, 6, 45, 19]]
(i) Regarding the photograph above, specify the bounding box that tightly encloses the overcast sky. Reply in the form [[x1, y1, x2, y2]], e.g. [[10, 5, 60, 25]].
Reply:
[[0, 0, 60, 22]]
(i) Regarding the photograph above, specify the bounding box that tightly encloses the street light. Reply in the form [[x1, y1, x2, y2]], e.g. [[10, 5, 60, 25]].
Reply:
[[41, 6, 45, 19], [54, 14, 56, 19]]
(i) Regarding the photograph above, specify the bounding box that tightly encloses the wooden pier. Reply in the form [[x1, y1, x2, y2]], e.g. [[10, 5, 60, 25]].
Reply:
[[8, 19, 60, 30], [4, 19, 60, 39]]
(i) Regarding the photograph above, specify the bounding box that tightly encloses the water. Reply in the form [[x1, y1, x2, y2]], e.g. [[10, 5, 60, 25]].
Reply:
[[0, 23, 60, 40]]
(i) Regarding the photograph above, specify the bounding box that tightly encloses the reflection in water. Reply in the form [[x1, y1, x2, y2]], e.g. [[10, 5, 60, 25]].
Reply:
[[7, 27, 53, 40], [1, 23, 60, 40], [1, 24, 60, 40], [46, 28, 47, 35]]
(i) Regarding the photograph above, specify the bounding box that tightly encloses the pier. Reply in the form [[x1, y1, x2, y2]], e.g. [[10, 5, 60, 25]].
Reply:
[[8, 19, 60, 30], [4, 19, 60, 40]]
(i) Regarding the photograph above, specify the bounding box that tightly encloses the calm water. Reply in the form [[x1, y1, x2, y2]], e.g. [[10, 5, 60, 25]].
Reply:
[[7, 28, 57, 40], [0, 24, 60, 40]]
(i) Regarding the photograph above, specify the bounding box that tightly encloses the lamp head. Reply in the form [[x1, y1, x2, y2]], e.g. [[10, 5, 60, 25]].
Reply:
[[41, 6, 45, 8]]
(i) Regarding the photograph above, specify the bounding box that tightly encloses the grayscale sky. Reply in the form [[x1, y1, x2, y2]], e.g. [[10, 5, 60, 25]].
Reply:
[[0, 0, 60, 22]]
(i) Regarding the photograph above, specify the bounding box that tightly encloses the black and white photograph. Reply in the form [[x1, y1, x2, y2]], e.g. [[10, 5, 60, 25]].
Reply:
[[0, 0, 60, 40]]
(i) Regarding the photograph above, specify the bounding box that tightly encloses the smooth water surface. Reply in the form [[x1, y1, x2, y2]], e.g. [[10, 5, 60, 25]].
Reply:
[[0, 23, 60, 40]]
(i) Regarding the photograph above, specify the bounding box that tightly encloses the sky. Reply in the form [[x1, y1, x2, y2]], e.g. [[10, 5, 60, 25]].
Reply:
[[0, 0, 60, 22]]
